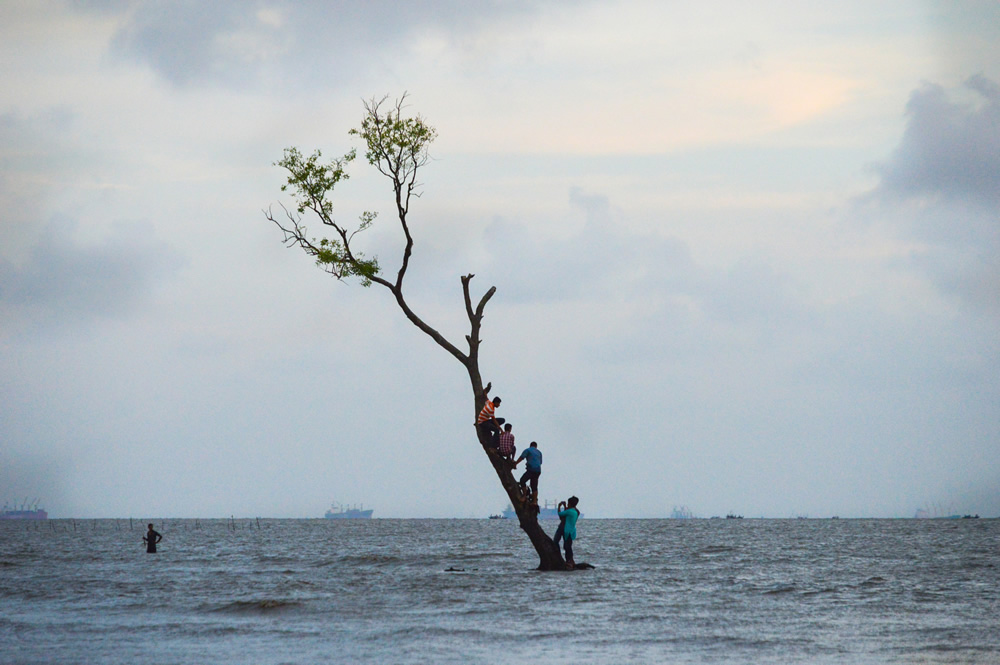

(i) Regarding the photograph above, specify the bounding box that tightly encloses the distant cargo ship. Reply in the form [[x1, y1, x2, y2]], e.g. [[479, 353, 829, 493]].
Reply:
[[324, 502, 373, 519], [1, 499, 48, 520], [501, 500, 562, 520], [914, 503, 976, 519]]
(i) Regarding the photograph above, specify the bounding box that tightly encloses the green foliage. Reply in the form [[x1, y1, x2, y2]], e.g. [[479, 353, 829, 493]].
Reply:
[[349, 99, 437, 182], [275, 148, 381, 286], [276, 147, 356, 217], [272, 95, 438, 288], [313, 233, 380, 287]]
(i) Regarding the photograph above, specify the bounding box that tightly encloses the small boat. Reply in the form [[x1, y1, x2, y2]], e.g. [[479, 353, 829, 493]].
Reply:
[[324, 502, 373, 519], [488, 514, 507, 519]]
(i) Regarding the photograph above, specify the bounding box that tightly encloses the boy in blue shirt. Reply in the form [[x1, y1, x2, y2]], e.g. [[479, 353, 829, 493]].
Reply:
[[514, 441, 542, 497]]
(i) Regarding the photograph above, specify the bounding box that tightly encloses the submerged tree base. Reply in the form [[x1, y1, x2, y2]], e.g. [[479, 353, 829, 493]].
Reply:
[[543, 562, 595, 571], [445, 563, 593, 573]]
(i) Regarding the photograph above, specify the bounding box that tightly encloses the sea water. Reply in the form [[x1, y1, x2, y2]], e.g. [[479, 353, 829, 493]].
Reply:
[[1, 518, 997, 664]]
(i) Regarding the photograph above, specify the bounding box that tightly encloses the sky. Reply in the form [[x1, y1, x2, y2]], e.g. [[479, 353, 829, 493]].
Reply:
[[1, 0, 997, 519]]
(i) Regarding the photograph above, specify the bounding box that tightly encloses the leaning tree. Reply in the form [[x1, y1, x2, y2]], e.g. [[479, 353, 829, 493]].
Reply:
[[265, 95, 569, 570]]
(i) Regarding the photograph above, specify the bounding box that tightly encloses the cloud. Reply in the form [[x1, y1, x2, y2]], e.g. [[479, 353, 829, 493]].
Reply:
[[101, 0, 575, 88], [107, 2, 253, 87], [873, 74, 1000, 205], [0, 215, 184, 335], [479, 185, 808, 338], [0, 108, 82, 257], [864, 76, 1000, 313], [479, 186, 698, 305], [0, 108, 187, 334]]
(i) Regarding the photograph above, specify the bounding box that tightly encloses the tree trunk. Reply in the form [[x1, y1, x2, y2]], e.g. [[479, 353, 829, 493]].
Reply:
[[471, 370, 567, 570]]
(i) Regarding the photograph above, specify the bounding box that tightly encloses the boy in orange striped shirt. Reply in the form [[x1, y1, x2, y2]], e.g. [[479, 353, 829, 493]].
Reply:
[[476, 395, 502, 447]]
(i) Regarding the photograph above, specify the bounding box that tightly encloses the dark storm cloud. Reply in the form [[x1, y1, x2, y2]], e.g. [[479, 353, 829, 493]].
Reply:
[[866, 76, 1000, 313], [100, 0, 575, 87], [0, 216, 183, 332], [874, 74, 1000, 205]]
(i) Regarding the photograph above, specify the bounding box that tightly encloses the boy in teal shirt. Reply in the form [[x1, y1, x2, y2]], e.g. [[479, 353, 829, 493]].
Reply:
[[556, 496, 580, 568]]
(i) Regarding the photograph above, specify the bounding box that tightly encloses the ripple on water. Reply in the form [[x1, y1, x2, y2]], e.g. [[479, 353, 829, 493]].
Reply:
[[203, 598, 305, 615]]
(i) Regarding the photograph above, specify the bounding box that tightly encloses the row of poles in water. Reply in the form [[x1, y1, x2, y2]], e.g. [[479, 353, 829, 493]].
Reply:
[[6, 517, 265, 531]]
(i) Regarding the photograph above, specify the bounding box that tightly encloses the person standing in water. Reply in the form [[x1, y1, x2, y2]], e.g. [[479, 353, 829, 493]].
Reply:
[[557, 497, 580, 568], [143, 523, 162, 553], [553, 498, 569, 549]]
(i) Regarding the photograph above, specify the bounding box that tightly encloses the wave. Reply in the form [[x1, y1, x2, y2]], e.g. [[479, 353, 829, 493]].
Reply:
[[912, 589, 945, 602], [448, 551, 515, 561], [696, 545, 736, 556], [312, 553, 403, 568], [204, 598, 304, 615], [859, 576, 887, 588]]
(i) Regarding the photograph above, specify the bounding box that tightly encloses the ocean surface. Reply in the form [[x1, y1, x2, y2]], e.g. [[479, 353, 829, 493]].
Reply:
[[1, 518, 997, 664]]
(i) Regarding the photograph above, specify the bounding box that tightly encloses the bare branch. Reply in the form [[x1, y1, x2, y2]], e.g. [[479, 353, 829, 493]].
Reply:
[[462, 274, 476, 321], [391, 287, 468, 364], [475, 286, 497, 319]]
